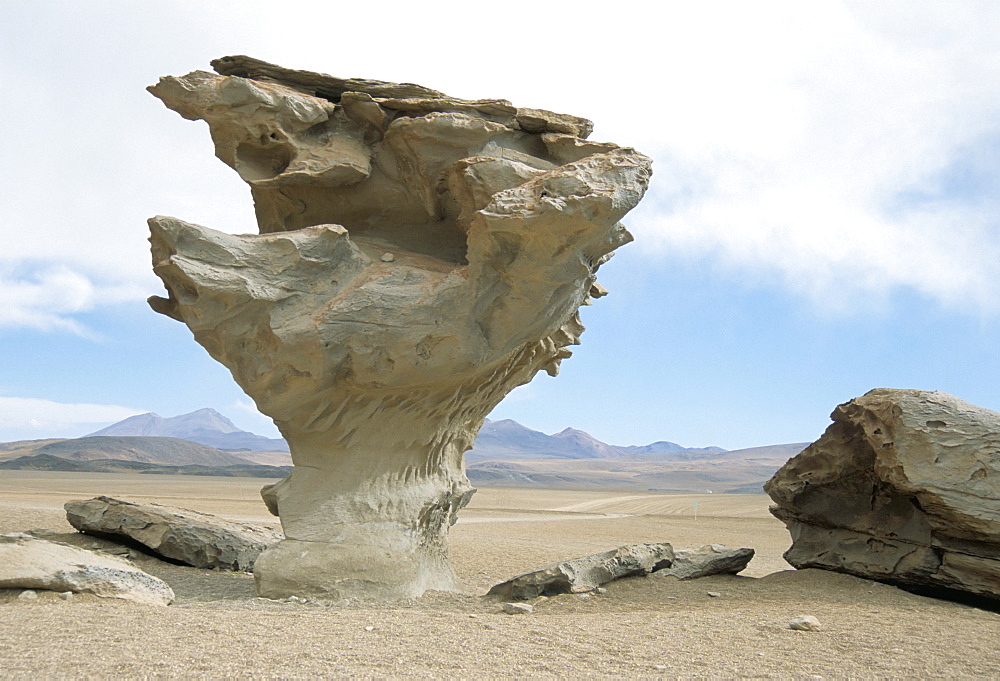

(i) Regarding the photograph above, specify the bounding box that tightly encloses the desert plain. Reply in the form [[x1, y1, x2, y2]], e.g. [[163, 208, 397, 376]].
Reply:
[[2, 470, 999, 678]]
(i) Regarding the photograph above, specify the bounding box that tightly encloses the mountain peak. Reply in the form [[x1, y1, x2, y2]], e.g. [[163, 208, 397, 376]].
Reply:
[[86, 408, 288, 452]]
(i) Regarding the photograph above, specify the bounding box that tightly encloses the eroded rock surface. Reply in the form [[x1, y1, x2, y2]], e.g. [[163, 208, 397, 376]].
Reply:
[[656, 544, 755, 580], [487, 543, 674, 600], [65, 496, 281, 571], [147, 56, 651, 599], [0, 533, 174, 605], [765, 389, 1000, 601]]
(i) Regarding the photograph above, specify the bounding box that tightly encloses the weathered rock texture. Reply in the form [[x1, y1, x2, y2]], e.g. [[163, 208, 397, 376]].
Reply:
[[656, 544, 755, 580], [65, 496, 281, 571], [147, 56, 651, 599], [765, 389, 1000, 601], [487, 543, 674, 600], [0, 533, 174, 605]]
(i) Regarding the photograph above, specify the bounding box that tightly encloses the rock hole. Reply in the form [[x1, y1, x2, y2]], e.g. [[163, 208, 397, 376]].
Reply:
[[234, 142, 292, 182], [926, 420, 947, 428]]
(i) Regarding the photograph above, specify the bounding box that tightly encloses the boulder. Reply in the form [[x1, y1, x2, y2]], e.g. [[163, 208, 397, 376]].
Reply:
[[0, 533, 174, 605], [65, 496, 282, 571], [765, 389, 1000, 601], [656, 544, 755, 579], [487, 543, 673, 600]]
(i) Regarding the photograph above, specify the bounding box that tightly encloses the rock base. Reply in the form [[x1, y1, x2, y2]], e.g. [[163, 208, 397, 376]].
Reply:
[[254, 538, 460, 600]]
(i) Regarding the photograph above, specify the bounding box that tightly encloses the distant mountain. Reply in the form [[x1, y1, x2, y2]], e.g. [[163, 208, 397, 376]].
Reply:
[[0, 453, 291, 478], [33, 436, 258, 467], [466, 419, 728, 462], [88, 408, 289, 452], [89, 409, 729, 462]]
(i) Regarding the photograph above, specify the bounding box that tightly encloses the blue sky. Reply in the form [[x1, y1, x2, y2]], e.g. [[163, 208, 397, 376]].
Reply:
[[2, 1, 999, 449]]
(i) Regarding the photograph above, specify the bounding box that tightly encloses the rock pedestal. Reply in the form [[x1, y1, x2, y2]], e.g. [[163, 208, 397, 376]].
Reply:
[[147, 56, 651, 599], [765, 389, 1000, 602]]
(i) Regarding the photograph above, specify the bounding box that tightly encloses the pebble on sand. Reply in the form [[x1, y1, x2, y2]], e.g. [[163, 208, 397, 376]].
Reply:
[[502, 602, 534, 615], [789, 615, 822, 631]]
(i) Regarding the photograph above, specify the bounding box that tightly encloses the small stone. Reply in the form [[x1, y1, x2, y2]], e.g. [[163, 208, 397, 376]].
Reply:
[[380, 252, 395, 262], [18, 590, 38, 600], [706, 592, 722, 598], [502, 602, 534, 615], [468, 614, 477, 618], [58, 591, 73, 601], [286, 595, 305, 604], [595, 587, 608, 594], [653, 665, 667, 671], [364, 626, 375, 632], [577, 592, 592, 600], [789, 615, 821, 631]]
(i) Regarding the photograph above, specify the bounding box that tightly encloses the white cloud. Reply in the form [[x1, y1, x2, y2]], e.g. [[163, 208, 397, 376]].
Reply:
[[2, 0, 998, 334], [614, 1, 1000, 313], [0, 266, 147, 336], [0, 396, 145, 441]]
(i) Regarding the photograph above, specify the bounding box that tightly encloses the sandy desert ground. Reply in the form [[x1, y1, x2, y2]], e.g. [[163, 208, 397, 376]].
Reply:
[[1, 471, 999, 678]]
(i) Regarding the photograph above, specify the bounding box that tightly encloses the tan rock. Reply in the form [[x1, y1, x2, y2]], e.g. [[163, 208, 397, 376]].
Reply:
[[765, 389, 1000, 602], [0, 533, 174, 605], [487, 543, 674, 600], [147, 57, 651, 600], [65, 496, 281, 572]]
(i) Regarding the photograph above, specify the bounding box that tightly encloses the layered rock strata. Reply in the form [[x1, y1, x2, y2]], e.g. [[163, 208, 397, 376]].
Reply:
[[65, 496, 281, 571], [147, 56, 651, 599], [765, 389, 1000, 601], [0, 533, 174, 605]]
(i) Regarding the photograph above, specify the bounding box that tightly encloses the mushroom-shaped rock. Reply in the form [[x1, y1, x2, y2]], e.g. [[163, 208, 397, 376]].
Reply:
[[765, 389, 1000, 602], [147, 57, 651, 600]]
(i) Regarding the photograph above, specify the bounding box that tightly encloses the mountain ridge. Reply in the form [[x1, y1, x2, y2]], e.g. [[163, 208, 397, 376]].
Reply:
[[87, 408, 290, 452]]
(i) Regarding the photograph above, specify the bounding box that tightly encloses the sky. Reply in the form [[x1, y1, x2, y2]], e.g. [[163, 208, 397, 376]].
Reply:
[[2, 1, 999, 450]]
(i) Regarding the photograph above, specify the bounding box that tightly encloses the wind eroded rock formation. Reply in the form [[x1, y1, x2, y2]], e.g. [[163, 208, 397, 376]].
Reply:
[[765, 389, 1000, 602], [147, 56, 651, 599]]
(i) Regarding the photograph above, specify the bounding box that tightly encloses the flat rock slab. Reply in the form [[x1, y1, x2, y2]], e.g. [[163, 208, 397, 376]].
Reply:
[[656, 544, 755, 580], [488, 543, 674, 600], [0, 533, 174, 605], [65, 496, 282, 572]]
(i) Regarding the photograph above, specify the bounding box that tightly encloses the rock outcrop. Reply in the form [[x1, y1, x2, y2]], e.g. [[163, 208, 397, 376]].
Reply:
[[0, 533, 174, 605], [65, 496, 281, 571], [487, 543, 674, 600], [765, 389, 1000, 602], [146, 56, 651, 599], [656, 544, 755, 580]]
